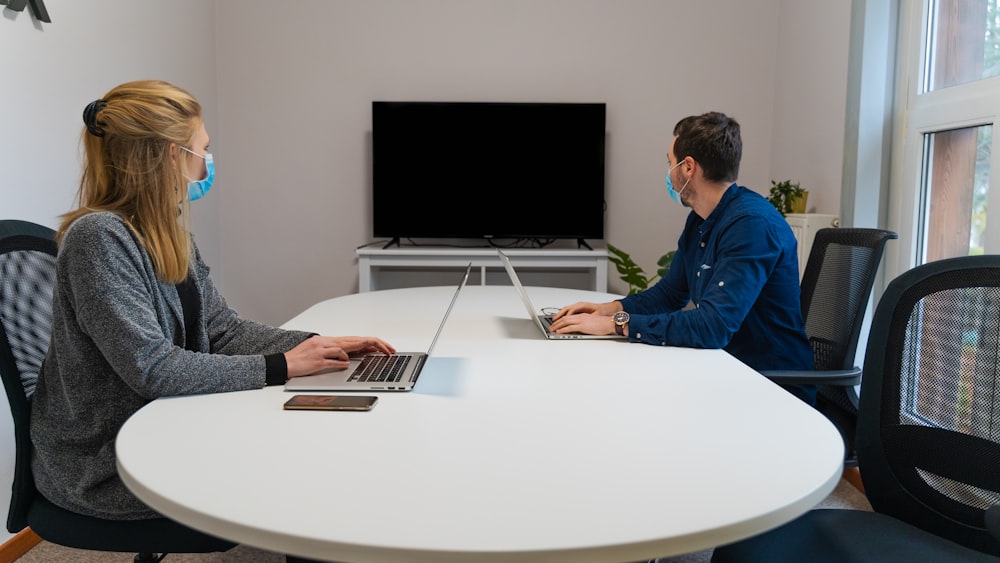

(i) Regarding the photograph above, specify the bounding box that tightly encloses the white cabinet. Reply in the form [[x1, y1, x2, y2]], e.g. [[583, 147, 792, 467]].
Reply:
[[785, 213, 840, 279], [356, 247, 609, 292]]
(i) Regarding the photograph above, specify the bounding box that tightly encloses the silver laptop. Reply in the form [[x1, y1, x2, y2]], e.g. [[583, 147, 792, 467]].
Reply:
[[497, 249, 625, 340], [285, 263, 472, 391]]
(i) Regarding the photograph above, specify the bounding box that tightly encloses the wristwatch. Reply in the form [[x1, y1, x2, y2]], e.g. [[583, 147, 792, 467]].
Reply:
[[613, 311, 630, 336]]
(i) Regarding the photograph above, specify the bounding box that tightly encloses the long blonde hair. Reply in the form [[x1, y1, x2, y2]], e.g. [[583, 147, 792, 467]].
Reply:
[[61, 80, 202, 284]]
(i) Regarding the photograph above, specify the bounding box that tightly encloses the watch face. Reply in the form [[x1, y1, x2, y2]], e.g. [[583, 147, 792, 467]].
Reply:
[[614, 311, 629, 324]]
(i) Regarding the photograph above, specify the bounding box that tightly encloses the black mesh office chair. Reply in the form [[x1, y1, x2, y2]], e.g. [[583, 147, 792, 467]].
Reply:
[[762, 227, 897, 465], [712, 254, 1000, 562], [0, 219, 235, 562]]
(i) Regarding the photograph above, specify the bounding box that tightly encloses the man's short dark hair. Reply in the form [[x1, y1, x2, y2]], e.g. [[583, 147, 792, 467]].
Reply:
[[673, 112, 742, 183]]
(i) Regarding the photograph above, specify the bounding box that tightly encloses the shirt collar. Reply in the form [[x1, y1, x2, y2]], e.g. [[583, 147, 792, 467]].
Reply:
[[698, 183, 740, 234]]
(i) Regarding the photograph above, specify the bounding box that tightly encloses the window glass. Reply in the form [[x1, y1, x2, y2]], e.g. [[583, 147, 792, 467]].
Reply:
[[883, 0, 1000, 434], [925, 0, 1000, 92], [918, 126, 991, 262]]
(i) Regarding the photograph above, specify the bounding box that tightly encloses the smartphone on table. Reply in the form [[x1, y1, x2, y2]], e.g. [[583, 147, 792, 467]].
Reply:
[[282, 394, 378, 411]]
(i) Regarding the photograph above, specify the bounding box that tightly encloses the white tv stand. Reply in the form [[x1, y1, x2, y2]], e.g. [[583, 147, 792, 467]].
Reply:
[[357, 246, 609, 293]]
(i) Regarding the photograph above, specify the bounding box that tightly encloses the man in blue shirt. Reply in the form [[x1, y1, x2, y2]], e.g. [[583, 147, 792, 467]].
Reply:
[[550, 112, 815, 404]]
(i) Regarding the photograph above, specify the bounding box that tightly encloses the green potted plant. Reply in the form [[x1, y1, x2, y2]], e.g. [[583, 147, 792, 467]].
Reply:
[[767, 180, 808, 217], [607, 243, 675, 295]]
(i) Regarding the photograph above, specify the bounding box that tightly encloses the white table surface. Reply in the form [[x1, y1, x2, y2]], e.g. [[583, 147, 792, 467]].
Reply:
[[116, 285, 844, 563]]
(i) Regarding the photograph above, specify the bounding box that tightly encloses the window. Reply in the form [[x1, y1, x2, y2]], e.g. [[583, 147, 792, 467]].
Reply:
[[917, 126, 990, 262], [890, 0, 1000, 429], [923, 0, 1000, 91], [890, 0, 1000, 275]]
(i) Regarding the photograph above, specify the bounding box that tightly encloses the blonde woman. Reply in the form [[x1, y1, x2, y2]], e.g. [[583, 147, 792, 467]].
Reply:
[[30, 81, 394, 540]]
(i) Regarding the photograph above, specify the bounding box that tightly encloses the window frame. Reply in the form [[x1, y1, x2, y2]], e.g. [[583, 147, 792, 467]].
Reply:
[[887, 0, 1000, 283]]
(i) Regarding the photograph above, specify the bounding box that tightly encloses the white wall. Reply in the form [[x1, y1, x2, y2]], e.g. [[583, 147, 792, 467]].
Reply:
[[770, 0, 852, 215], [213, 0, 792, 325], [0, 0, 217, 545], [1, 0, 853, 546]]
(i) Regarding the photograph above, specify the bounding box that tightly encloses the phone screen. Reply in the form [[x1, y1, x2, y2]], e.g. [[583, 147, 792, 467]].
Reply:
[[283, 395, 378, 411]]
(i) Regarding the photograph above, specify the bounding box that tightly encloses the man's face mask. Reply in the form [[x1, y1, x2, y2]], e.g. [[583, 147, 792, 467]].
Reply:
[[666, 159, 690, 206], [180, 146, 215, 202]]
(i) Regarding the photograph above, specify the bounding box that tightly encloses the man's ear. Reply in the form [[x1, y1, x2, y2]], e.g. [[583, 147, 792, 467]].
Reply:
[[681, 156, 697, 178]]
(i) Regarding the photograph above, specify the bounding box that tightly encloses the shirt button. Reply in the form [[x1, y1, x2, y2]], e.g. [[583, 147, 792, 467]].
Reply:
[[696, 271, 700, 277], [700, 242, 706, 247], [719, 281, 725, 287]]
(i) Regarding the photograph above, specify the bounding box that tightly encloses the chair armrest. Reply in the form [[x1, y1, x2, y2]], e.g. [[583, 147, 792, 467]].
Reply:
[[758, 367, 862, 386]]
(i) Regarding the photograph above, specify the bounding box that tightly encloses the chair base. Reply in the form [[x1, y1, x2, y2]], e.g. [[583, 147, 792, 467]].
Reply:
[[817, 390, 859, 466]]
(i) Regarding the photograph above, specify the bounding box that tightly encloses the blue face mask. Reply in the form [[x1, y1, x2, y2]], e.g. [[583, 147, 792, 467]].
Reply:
[[180, 147, 215, 202], [666, 159, 690, 206]]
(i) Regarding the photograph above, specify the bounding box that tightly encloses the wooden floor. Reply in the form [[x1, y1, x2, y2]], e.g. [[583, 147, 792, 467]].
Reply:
[[0, 528, 40, 563], [842, 466, 865, 494]]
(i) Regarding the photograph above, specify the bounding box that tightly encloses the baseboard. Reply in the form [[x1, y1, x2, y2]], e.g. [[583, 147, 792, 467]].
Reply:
[[842, 466, 865, 495], [0, 527, 42, 563]]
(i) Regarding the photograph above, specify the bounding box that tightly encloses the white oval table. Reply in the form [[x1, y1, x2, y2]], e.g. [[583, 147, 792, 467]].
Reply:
[[117, 285, 844, 562]]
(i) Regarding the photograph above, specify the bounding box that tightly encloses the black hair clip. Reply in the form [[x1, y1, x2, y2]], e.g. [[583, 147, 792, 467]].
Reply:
[[83, 99, 108, 137]]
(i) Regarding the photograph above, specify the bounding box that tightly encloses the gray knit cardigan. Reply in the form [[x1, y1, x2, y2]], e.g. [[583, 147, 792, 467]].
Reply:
[[30, 212, 312, 520]]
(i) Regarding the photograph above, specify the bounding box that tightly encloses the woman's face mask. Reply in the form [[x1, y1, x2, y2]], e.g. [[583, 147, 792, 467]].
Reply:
[[180, 146, 215, 202]]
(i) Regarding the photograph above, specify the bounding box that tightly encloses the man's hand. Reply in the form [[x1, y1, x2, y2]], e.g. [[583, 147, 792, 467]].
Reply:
[[551, 300, 621, 321], [548, 312, 616, 336]]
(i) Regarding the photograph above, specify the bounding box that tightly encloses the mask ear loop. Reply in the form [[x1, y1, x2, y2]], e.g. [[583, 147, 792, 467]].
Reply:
[[676, 176, 691, 197], [179, 146, 209, 182], [675, 158, 692, 196]]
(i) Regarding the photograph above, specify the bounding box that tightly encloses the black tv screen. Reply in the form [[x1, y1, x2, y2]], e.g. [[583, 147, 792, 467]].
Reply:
[[372, 101, 606, 243]]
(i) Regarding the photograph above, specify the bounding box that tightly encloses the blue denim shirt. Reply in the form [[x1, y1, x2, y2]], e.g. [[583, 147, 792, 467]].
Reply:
[[620, 184, 813, 397]]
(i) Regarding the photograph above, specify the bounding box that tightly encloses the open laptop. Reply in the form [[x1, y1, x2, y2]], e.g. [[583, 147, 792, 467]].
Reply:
[[285, 263, 472, 391], [497, 249, 626, 340]]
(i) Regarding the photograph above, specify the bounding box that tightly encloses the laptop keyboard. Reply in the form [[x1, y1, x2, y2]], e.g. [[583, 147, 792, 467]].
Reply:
[[350, 354, 413, 383]]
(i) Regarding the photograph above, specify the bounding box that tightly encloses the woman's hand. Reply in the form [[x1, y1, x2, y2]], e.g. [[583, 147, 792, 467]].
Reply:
[[328, 336, 396, 356], [285, 336, 396, 378]]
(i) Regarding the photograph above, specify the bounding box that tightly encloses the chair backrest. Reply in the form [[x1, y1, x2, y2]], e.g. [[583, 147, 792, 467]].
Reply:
[[799, 227, 898, 372], [0, 220, 57, 533], [857, 254, 1000, 555]]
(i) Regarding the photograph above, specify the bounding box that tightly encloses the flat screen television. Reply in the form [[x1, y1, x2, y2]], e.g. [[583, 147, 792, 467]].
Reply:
[[372, 101, 606, 246]]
